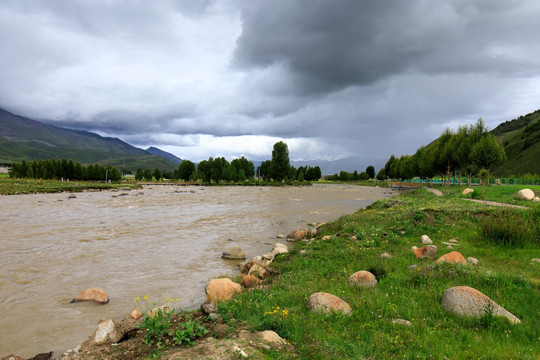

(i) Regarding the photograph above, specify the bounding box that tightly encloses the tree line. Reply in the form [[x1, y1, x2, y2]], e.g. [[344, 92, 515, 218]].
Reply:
[[135, 141, 322, 183], [325, 166, 375, 181], [380, 119, 506, 185], [9, 159, 122, 181]]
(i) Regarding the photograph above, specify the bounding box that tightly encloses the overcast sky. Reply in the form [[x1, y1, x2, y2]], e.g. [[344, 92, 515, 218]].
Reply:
[[1, 0, 539, 166]]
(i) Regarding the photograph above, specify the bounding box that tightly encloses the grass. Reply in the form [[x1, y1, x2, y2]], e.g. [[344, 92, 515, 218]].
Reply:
[[218, 187, 540, 359], [0, 178, 140, 195]]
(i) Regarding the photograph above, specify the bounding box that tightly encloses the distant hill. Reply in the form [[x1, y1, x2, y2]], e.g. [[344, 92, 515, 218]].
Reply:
[[146, 146, 182, 164], [491, 109, 540, 176], [0, 108, 178, 172]]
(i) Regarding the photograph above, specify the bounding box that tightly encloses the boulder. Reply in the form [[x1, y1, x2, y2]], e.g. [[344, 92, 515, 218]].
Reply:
[[240, 259, 264, 274], [462, 188, 474, 196], [413, 245, 438, 260], [259, 330, 286, 347], [262, 253, 274, 261], [272, 246, 288, 256], [533, 197, 540, 202], [276, 234, 285, 239], [27, 352, 53, 360], [241, 274, 262, 288], [441, 286, 521, 324], [467, 257, 479, 265], [517, 188, 535, 201], [421, 235, 433, 244], [436, 251, 466, 265], [348, 271, 378, 288], [286, 228, 307, 242], [248, 264, 268, 279], [307, 292, 352, 315], [222, 246, 246, 260], [205, 278, 242, 303], [531, 258, 540, 263], [70, 288, 109, 304], [93, 318, 117, 344]]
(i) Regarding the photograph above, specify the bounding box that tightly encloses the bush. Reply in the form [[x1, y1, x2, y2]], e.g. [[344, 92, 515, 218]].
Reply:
[[480, 209, 539, 247]]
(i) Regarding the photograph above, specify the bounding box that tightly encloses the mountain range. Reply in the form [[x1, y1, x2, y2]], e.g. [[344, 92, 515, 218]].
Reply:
[[0, 107, 538, 176]]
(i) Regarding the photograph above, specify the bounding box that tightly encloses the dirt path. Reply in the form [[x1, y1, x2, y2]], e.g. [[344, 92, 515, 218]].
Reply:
[[461, 198, 527, 209]]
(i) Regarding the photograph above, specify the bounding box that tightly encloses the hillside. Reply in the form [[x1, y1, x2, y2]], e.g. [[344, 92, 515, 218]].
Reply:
[[491, 109, 540, 176], [0, 108, 178, 172], [146, 146, 182, 164]]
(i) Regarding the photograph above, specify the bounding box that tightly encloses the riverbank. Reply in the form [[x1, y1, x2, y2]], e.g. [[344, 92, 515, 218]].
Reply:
[[0, 178, 141, 195], [15, 185, 536, 359]]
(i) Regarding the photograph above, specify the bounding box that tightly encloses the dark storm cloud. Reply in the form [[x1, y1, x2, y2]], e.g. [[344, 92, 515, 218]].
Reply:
[[234, 0, 540, 93], [0, 0, 539, 162]]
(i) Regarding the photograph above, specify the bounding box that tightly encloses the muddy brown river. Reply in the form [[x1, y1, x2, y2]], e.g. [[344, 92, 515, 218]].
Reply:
[[0, 184, 394, 357]]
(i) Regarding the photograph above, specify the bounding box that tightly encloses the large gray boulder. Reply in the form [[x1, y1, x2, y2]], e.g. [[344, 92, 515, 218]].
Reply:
[[441, 286, 520, 324]]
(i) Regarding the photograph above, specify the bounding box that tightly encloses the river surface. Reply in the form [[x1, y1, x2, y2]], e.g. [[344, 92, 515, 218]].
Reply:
[[0, 184, 394, 357]]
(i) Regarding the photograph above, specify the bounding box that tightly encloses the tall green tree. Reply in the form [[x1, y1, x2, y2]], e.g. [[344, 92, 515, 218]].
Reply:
[[270, 141, 290, 181], [470, 134, 507, 172], [366, 165, 375, 179], [178, 160, 195, 181]]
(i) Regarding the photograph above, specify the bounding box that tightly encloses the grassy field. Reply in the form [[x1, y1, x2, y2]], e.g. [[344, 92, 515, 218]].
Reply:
[[218, 186, 540, 359], [0, 178, 140, 195]]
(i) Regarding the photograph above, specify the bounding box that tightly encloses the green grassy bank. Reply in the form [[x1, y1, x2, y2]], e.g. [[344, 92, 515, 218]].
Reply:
[[219, 186, 540, 359], [0, 178, 140, 195]]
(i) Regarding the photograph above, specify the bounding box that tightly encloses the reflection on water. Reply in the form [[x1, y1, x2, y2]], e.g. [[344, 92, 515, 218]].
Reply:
[[0, 184, 394, 357]]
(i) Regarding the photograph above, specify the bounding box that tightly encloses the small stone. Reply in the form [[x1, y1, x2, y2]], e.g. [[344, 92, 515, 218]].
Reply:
[[70, 288, 109, 304], [209, 313, 220, 321], [232, 346, 249, 358], [436, 251, 466, 265], [248, 264, 268, 279], [241, 274, 262, 288], [531, 258, 540, 263], [201, 302, 217, 315], [413, 245, 438, 260], [462, 188, 474, 196], [272, 246, 288, 256], [380, 252, 393, 259], [322, 235, 332, 240], [222, 246, 246, 260], [299, 250, 307, 255], [421, 235, 433, 244], [347, 270, 378, 288], [533, 196, 540, 202], [259, 330, 286, 346], [286, 228, 308, 241], [1, 355, 25, 360], [67, 194, 77, 199], [307, 292, 352, 315], [277, 234, 285, 238], [408, 264, 418, 269], [392, 319, 412, 326], [262, 253, 274, 260], [93, 318, 116, 344], [467, 257, 479, 265], [517, 188, 535, 201], [130, 309, 142, 320], [449, 239, 459, 243], [447, 245, 454, 250]]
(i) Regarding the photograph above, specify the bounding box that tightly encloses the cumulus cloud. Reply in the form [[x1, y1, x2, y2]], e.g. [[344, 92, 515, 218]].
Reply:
[[1, 0, 539, 165]]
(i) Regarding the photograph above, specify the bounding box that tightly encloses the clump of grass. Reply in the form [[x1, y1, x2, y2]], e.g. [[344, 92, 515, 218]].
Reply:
[[480, 209, 538, 247]]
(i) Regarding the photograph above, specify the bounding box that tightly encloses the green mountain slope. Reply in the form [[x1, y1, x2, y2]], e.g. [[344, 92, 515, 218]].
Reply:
[[491, 109, 540, 176], [0, 108, 178, 172]]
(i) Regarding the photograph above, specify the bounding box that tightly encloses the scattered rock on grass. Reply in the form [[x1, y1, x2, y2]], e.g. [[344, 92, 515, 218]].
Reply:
[[259, 330, 286, 347], [467, 257, 479, 265], [421, 235, 433, 244], [441, 286, 521, 324], [130, 308, 142, 319], [517, 188, 535, 201], [201, 302, 217, 315], [531, 258, 540, 264], [222, 246, 246, 260], [347, 270, 378, 288], [413, 245, 438, 260], [392, 319, 412, 326], [533, 196, 540, 202], [307, 292, 352, 315], [205, 278, 242, 303], [436, 251, 466, 265], [380, 252, 393, 259], [70, 288, 109, 304], [322, 235, 332, 240], [248, 264, 268, 279], [462, 188, 474, 196]]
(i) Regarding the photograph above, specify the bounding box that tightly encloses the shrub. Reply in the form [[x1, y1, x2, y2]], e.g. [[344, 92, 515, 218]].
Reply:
[[479, 209, 538, 247]]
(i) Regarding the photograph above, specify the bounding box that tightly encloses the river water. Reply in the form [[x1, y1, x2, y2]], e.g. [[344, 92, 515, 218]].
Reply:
[[0, 184, 394, 357]]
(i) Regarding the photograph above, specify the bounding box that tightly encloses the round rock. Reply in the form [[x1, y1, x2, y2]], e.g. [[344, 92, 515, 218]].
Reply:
[[205, 278, 242, 303], [70, 288, 109, 304], [436, 251, 466, 265], [517, 188, 535, 200], [307, 292, 352, 315], [347, 270, 378, 288], [413, 245, 438, 259], [421, 235, 433, 244], [462, 188, 474, 196]]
